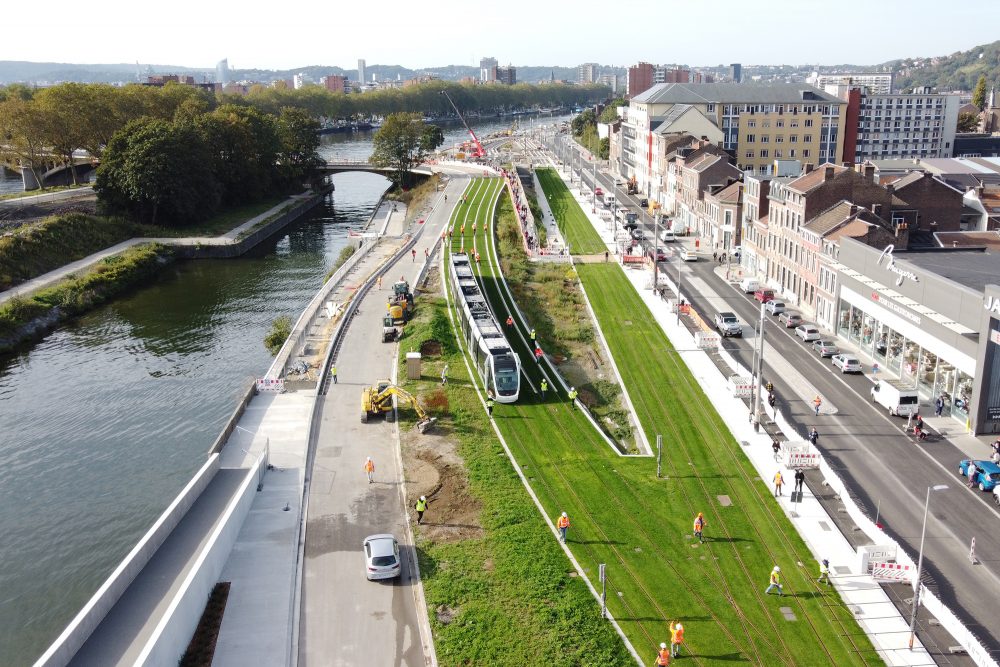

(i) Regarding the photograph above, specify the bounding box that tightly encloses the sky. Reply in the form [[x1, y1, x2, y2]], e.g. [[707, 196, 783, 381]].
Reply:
[[5, 0, 1000, 71]]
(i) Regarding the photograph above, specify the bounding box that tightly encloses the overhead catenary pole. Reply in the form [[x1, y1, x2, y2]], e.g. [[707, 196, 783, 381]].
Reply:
[[909, 484, 948, 650], [752, 301, 766, 426]]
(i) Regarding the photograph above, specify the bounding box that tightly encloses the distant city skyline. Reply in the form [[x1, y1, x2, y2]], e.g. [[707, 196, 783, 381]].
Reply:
[[6, 0, 1000, 71]]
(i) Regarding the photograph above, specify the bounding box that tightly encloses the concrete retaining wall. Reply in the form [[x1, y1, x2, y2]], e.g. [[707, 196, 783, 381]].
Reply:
[[34, 454, 222, 667], [133, 454, 265, 667], [207, 380, 258, 456]]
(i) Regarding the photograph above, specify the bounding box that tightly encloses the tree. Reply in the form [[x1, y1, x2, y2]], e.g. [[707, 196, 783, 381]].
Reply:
[[370, 112, 444, 188], [276, 107, 323, 188], [571, 109, 596, 136], [599, 99, 626, 123], [95, 118, 221, 226], [0, 97, 49, 188], [973, 75, 987, 111], [957, 111, 979, 133]]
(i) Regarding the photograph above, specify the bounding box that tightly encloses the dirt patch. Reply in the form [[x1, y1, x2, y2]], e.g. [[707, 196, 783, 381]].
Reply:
[[436, 604, 459, 625], [419, 340, 442, 356], [179, 581, 230, 667], [401, 426, 483, 543]]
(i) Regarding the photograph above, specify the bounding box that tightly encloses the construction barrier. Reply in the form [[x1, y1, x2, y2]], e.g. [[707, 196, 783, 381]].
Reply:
[[871, 562, 914, 583]]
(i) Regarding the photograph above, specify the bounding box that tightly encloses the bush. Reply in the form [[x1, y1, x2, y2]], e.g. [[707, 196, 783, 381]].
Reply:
[[264, 315, 292, 355]]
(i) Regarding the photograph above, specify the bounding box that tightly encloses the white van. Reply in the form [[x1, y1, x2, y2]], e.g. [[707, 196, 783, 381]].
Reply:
[[870, 379, 920, 417], [659, 229, 676, 243], [603, 193, 615, 207], [738, 278, 760, 293]]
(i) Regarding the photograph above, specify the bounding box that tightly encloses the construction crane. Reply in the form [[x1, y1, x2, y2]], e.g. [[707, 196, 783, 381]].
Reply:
[[361, 380, 437, 432], [439, 90, 485, 158]]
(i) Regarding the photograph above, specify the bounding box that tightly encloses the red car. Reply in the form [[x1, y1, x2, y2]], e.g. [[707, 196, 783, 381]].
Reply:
[[754, 289, 775, 303], [594, 187, 604, 196]]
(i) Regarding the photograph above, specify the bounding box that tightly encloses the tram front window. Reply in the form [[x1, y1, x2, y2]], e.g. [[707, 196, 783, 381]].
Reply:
[[495, 370, 518, 395]]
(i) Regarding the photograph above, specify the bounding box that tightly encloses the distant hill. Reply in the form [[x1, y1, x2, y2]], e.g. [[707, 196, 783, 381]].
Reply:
[[0, 60, 615, 86], [887, 40, 1000, 92]]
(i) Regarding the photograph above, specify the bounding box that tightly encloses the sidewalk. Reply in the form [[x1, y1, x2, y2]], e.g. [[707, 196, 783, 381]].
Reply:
[[541, 152, 936, 665]]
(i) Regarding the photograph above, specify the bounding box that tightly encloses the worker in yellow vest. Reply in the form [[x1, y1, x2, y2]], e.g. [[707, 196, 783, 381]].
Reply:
[[556, 511, 570, 542], [655, 641, 671, 665], [765, 566, 783, 595], [669, 620, 685, 658], [773, 470, 784, 497], [568, 386, 578, 410], [415, 496, 428, 525], [693, 512, 706, 543], [818, 559, 830, 586]]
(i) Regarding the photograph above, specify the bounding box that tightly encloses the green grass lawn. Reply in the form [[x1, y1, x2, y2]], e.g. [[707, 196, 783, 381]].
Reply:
[[435, 177, 880, 665], [535, 168, 606, 255]]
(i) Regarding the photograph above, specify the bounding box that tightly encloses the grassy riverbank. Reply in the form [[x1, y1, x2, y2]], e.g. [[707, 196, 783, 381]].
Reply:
[[0, 243, 172, 350], [0, 184, 91, 201]]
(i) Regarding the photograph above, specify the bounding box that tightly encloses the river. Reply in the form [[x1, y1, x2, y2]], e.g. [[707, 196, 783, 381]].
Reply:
[[0, 113, 569, 665]]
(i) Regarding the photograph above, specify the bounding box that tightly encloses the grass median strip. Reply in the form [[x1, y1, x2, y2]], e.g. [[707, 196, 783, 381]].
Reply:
[[535, 168, 605, 255]]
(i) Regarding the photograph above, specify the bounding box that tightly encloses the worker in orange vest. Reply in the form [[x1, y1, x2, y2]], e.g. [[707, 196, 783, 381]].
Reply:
[[364, 456, 375, 484], [655, 641, 671, 665], [556, 512, 570, 542], [813, 395, 822, 416], [693, 512, 706, 543], [669, 621, 685, 658], [505, 315, 514, 327]]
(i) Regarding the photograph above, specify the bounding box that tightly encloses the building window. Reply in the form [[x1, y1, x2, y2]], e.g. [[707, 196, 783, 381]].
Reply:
[[745, 150, 755, 158], [776, 136, 784, 143], [802, 149, 810, 158], [762, 120, 771, 128], [746, 134, 755, 143], [789, 135, 798, 143], [774, 150, 782, 158], [790, 120, 799, 127], [707, 104, 715, 112], [760, 135, 769, 143], [776, 120, 784, 128], [789, 149, 796, 158], [747, 120, 756, 128], [805, 119, 814, 127], [760, 149, 769, 158]]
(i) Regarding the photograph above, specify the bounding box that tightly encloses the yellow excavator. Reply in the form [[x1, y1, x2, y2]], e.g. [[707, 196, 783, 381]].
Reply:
[[361, 380, 436, 432]]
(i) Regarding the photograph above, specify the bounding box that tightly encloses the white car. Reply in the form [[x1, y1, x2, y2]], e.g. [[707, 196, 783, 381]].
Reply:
[[680, 248, 698, 262], [795, 324, 821, 342], [831, 353, 862, 373], [659, 229, 676, 243], [363, 534, 401, 580]]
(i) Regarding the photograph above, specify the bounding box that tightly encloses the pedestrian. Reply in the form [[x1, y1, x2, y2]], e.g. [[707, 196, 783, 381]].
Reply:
[[872, 362, 880, 378], [441, 363, 449, 386], [568, 386, 578, 409], [412, 249, 417, 262], [765, 566, 783, 595], [486, 395, 495, 417], [540, 378, 548, 398], [935, 394, 944, 417], [424, 248, 429, 258], [713, 250, 718, 261], [655, 642, 671, 666], [534, 346, 543, 364], [529, 328, 536, 344], [906, 409, 914, 432], [813, 395, 822, 416], [377, 275, 383, 290], [669, 620, 685, 658], [604, 250, 609, 262], [475, 251, 481, 264], [773, 470, 784, 497], [968, 462, 977, 488], [557, 511, 570, 542], [794, 468, 805, 494], [506, 314, 514, 327], [914, 414, 924, 435], [693, 512, 706, 543], [772, 439, 781, 460], [818, 559, 830, 586], [364, 456, 375, 484], [415, 495, 428, 524], [768, 391, 776, 408], [808, 427, 819, 446]]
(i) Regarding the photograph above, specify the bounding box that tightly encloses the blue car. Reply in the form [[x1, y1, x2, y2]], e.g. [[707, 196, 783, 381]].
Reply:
[[958, 459, 1000, 491]]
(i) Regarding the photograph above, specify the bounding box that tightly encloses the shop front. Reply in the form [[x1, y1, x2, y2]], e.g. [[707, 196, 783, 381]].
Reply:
[[836, 238, 998, 433]]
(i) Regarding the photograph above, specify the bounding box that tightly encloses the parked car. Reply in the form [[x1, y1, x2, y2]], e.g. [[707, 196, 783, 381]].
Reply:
[[778, 311, 802, 327], [594, 187, 604, 197], [639, 198, 649, 208], [765, 300, 786, 315], [738, 278, 760, 294], [714, 311, 743, 337], [659, 229, 676, 243], [363, 534, 401, 580], [812, 340, 840, 357], [958, 460, 1000, 492], [680, 248, 698, 262], [754, 289, 775, 303], [630, 228, 645, 241], [795, 324, 821, 341], [831, 353, 863, 373], [647, 245, 667, 262]]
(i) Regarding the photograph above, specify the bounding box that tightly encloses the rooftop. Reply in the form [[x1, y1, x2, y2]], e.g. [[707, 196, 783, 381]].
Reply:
[[787, 163, 849, 193], [632, 82, 842, 106], [892, 247, 1000, 294]]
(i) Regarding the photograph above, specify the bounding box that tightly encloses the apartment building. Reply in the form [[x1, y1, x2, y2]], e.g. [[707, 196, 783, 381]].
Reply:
[[654, 67, 689, 84], [808, 72, 893, 95], [578, 63, 600, 84], [627, 62, 654, 98], [612, 82, 846, 197], [670, 143, 741, 239]]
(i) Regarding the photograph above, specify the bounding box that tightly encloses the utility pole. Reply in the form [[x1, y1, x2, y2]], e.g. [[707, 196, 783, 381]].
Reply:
[[656, 434, 663, 478], [752, 302, 765, 426], [599, 563, 607, 618], [676, 260, 683, 326]]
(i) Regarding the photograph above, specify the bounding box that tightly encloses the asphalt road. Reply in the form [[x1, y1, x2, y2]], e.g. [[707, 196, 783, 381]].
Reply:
[[298, 176, 465, 666]]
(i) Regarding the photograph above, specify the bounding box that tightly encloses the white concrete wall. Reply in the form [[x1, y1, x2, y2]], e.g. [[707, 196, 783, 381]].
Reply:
[[34, 455, 222, 667], [135, 455, 265, 666]]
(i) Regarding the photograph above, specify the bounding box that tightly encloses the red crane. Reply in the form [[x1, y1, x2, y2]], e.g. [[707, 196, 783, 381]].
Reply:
[[440, 90, 485, 158]]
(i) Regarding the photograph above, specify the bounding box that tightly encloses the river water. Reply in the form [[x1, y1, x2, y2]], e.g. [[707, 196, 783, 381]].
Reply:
[[0, 113, 569, 665]]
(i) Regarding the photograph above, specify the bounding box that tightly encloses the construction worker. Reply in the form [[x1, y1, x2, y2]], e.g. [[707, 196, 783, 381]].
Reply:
[[669, 621, 685, 658], [693, 512, 706, 543], [475, 251, 481, 264], [441, 363, 449, 386], [486, 395, 495, 417], [818, 559, 830, 586], [765, 566, 783, 595], [331, 365, 337, 385], [415, 496, 428, 524], [461, 224, 466, 234], [655, 642, 671, 666], [377, 275, 382, 290], [529, 328, 536, 344], [534, 346, 543, 364], [506, 315, 514, 327], [568, 386, 578, 409], [773, 470, 784, 497], [412, 248, 417, 262], [540, 378, 548, 397], [556, 511, 570, 542], [765, 381, 774, 394], [813, 395, 822, 416], [364, 456, 375, 484]]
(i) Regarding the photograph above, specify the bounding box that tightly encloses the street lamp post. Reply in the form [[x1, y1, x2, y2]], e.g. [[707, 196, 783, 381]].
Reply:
[[752, 302, 766, 426], [909, 484, 948, 650]]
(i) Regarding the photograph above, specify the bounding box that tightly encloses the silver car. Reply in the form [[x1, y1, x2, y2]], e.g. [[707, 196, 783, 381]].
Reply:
[[812, 340, 840, 357], [831, 354, 863, 373], [765, 300, 786, 315], [363, 534, 401, 580]]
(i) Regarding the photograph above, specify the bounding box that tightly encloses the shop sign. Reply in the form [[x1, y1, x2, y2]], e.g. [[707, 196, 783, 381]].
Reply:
[[870, 291, 921, 325], [876, 245, 919, 286], [985, 295, 1000, 316]]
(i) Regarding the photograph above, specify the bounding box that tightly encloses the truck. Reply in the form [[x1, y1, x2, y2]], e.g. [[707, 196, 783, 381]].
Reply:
[[870, 379, 920, 417], [388, 279, 415, 324], [603, 193, 615, 208], [714, 311, 743, 337]]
